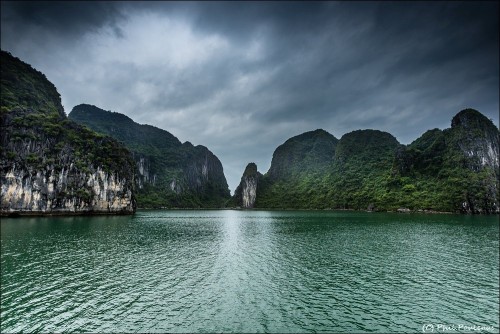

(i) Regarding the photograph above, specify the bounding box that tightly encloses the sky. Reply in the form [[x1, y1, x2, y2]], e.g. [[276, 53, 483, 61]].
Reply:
[[1, 1, 499, 193]]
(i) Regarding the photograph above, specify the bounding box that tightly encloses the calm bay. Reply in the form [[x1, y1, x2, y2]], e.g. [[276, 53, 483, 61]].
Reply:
[[1, 210, 498, 333]]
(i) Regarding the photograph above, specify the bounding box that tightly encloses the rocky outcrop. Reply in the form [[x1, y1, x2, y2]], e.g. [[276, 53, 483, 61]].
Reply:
[[233, 163, 262, 208], [450, 109, 499, 172], [1, 50, 136, 215], [448, 109, 499, 213], [135, 154, 156, 189], [170, 179, 182, 194], [2, 165, 134, 214], [182, 142, 229, 196], [393, 108, 499, 213]]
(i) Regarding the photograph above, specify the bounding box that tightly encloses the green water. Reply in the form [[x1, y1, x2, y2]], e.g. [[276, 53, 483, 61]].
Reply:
[[1, 210, 498, 333]]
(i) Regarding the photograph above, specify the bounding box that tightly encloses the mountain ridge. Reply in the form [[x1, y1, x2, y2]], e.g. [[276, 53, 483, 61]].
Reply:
[[3, 50, 497, 214], [69, 104, 231, 208], [234, 108, 499, 213]]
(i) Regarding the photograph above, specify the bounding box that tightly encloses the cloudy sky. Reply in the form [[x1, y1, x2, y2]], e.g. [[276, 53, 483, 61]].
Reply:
[[1, 1, 498, 193]]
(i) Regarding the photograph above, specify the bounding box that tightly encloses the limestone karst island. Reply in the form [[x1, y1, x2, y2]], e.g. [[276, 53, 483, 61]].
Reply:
[[1, 50, 499, 216]]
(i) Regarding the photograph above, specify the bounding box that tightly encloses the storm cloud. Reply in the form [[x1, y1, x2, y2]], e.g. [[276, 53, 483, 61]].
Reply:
[[1, 1, 498, 192]]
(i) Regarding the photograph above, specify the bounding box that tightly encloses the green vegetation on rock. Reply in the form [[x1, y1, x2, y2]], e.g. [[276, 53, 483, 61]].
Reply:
[[390, 108, 499, 213], [236, 110, 499, 213], [1, 51, 136, 215], [69, 104, 231, 208], [3, 49, 497, 214]]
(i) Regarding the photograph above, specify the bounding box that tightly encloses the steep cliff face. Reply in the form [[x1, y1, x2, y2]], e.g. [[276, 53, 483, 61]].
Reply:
[[69, 104, 230, 208], [1, 51, 136, 215], [233, 163, 262, 208], [449, 109, 499, 172], [134, 154, 157, 189], [393, 108, 499, 213], [183, 143, 230, 200], [449, 110, 499, 213], [2, 164, 134, 214]]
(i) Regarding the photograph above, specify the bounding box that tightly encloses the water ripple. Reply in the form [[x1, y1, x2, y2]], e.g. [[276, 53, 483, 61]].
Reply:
[[1, 211, 498, 333]]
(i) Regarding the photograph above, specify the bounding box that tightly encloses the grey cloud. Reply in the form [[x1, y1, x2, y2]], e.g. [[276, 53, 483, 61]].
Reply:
[[1, 1, 498, 192], [1, 1, 123, 37]]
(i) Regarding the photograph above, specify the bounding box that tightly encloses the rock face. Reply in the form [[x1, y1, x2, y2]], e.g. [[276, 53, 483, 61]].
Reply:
[[233, 163, 261, 208], [450, 109, 499, 172], [448, 109, 499, 213], [136, 155, 155, 189], [69, 104, 230, 208], [2, 165, 134, 214], [0, 51, 136, 215]]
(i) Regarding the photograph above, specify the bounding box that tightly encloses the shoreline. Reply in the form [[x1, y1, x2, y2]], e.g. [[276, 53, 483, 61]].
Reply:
[[2, 207, 499, 218], [136, 207, 492, 215], [0, 210, 135, 218]]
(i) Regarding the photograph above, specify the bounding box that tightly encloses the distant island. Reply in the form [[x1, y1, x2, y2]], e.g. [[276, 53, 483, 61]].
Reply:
[[1, 50, 499, 216], [231, 110, 499, 214]]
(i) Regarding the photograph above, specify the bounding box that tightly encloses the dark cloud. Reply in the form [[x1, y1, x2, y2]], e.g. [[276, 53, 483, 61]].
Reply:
[[1, 1, 498, 192], [1, 1, 123, 36]]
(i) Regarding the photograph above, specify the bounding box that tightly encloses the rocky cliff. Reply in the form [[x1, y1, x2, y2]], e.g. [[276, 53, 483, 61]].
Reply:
[[449, 109, 499, 172], [1, 51, 136, 215], [394, 108, 499, 213], [448, 110, 499, 213], [69, 104, 231, 208], [241, 109, 499, 213], [232, 163, 262, 208]]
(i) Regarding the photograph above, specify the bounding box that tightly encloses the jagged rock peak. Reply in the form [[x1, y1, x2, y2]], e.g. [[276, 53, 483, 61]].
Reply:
[[233, 162, 261, 209], [449, 108, 499, 169]]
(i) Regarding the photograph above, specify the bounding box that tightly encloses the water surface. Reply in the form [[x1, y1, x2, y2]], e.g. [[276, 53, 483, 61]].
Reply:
[[1, 210, 498, 333]]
